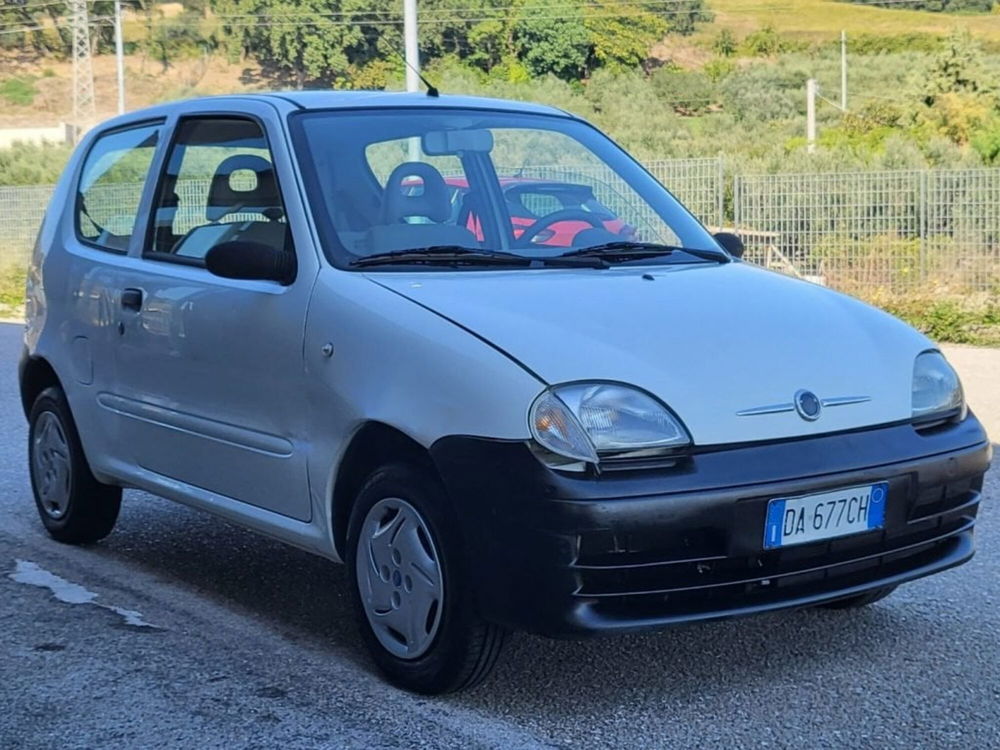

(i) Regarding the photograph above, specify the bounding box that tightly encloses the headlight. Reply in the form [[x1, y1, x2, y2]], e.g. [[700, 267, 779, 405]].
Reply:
[[912, 351, 965, 423], [529, 383, 690, 468]]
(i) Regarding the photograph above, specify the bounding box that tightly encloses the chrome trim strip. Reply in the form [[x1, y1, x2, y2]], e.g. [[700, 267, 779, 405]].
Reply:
[[735, 403, 795, 417], [737, 395, 871, 416], [821, 396, 872, 408]]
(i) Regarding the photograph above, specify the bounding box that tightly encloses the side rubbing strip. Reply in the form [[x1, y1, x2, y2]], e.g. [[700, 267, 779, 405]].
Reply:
[[97, 393, 293, 457]]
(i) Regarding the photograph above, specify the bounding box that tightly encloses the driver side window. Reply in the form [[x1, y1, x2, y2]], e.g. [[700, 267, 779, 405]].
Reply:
[[146, 117, 292, 265]]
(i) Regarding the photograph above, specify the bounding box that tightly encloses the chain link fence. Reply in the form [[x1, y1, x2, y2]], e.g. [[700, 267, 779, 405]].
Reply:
[[733, 169, 1000, 294], [1, 184, 55, 268], [4, 160, 999, 296], [646, 158, 725, 230]]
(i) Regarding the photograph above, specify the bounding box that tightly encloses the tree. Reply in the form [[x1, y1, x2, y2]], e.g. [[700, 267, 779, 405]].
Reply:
[[215, 0, 397, 87], [839, 0, 993, 11], [513, 0, 589, 80], [924, 28, 986, 105], [585, 0, 668, 72]]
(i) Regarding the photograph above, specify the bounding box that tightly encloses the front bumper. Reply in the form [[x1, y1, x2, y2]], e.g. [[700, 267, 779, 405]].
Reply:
[[430, 415, 992, 637]]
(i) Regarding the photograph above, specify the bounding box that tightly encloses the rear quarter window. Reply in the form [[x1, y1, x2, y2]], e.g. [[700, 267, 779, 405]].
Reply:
[[76, 123, 161, 253]]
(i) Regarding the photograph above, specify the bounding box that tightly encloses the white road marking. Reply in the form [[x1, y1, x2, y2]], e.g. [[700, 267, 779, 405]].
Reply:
[[9, 559, 161, 629]]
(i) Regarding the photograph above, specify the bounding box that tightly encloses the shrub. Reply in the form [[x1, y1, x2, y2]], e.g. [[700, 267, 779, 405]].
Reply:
[[872, 293, 1000, 346], [720, 67, 800, 122], [650, 69, 717, 115], [971, 117, 1000, 162], [740, 26, 785, 57], [712, 29, 737, 58], [0, 142, 73, 186], [845, 33, 944, 55], [703, 57, 736, 82]]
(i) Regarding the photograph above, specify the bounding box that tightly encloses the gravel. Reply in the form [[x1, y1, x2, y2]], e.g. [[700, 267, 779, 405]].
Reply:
[[1, 322, 996, 749]]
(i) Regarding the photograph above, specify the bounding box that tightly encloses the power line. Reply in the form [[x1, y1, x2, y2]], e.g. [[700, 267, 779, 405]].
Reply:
[[0, 0, 977, 32]]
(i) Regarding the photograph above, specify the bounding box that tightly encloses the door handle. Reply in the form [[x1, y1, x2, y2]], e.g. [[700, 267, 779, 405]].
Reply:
[[121, 288, 143, 311]]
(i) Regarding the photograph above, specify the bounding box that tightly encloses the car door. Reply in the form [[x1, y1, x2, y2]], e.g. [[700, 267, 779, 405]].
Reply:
[[108, 106, 317, 521], [52, 120, 166, 479]]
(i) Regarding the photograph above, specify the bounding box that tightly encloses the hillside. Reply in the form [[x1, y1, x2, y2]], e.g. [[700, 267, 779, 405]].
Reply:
[[2, 0, 1000, 129], [700, 0, 1000, 42]]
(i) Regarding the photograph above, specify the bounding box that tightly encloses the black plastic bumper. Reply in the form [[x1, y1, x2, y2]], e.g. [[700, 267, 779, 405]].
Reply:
[[430, 416, 992, 637]]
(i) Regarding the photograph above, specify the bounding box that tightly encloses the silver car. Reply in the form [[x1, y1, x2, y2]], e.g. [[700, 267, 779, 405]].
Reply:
[[21, 92, 991, 694]]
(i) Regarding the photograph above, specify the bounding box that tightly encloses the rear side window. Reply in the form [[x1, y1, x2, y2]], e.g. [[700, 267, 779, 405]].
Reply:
[[146, 117, 292, 265], [76, 123, 161, 253]]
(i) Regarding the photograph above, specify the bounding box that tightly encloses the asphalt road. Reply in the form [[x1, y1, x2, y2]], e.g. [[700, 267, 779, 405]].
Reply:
[[1, 321, 997, 749]]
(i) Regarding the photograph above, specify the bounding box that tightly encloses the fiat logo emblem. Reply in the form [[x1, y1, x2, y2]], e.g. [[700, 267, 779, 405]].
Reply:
[[794, 389, 822, 421]]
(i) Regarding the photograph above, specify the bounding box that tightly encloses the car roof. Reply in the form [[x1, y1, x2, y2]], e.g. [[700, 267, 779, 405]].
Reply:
[[271, 90, 571, 116], [103, 90, 575, 126]]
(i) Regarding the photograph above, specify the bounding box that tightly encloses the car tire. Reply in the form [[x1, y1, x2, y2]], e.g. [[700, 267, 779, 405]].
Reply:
[[346, 463, 507, 694], [816, 585, 897, 610], [28, 386, 121, 544]]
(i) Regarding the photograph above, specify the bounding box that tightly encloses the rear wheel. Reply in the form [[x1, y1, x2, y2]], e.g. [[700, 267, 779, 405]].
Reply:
[[346, 463, 506, 694], [28, 386, 121, 544], [816, 585, 897, 610]]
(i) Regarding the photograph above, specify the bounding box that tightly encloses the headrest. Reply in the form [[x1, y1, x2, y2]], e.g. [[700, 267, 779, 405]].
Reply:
[[381, 162, 451, 224], [206, 154, 282, 222]]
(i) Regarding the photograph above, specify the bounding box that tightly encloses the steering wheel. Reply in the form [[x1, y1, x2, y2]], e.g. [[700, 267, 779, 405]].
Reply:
[[514, 209, 606, 247]]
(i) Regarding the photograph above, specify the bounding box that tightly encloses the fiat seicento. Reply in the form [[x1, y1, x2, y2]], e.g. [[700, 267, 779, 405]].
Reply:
[[20, 92, 992, 694]]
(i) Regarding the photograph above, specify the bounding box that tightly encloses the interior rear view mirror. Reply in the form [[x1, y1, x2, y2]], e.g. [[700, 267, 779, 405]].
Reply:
[[422, 129, 494, 156]]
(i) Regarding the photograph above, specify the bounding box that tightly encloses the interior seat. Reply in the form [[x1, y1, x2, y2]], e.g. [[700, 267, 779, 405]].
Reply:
[[367, 162, 479, 254], [206, 154, 284, 224], [171, 154, 289, 259]]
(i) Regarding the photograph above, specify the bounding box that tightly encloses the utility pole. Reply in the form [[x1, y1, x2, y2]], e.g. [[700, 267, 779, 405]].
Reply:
[[114, 0, 125, 114], [807, 78, 817, 154], [403, 0, 419, 93], [70, 0, 96, 136], [840, 30, 847, 111]]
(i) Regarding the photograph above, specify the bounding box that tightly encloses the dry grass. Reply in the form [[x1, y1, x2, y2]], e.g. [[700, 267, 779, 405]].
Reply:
[[0, 52, 265, 128], [698, 0, 1000, 43]]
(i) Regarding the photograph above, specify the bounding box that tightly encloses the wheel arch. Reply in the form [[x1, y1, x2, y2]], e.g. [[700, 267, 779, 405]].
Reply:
[[19, 352, 64, 421], [331, 421, 440, 558]]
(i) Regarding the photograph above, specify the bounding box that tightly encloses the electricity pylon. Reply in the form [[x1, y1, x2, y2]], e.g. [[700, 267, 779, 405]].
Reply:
[[71, 0, 96, 134]]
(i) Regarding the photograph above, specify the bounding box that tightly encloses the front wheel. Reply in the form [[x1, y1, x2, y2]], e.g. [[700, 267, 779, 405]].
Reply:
[[28, 386, 121, 544], [346, 464, 506, 694]]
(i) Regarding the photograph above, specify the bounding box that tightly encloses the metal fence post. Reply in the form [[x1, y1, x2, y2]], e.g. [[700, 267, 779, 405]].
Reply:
[[716, 156, 725, 230], [732, 175, 741, 234], [919, 170, 928, 283]]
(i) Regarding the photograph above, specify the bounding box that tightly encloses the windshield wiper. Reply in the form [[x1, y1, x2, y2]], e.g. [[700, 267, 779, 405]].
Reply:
[[558, 241, 728, 264], [351, 247, 530, 268], [350, 246, 608, 269]]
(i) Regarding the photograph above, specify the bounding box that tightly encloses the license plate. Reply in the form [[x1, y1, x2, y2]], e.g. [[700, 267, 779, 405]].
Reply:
[[763, 482, 888, 550]]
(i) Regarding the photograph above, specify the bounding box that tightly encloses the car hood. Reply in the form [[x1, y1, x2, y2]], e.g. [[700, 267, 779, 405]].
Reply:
[[368, 262, 933, 446]]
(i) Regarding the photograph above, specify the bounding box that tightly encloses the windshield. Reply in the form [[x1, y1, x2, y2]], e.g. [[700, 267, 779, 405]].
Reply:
[[289, 107, 725, 269]]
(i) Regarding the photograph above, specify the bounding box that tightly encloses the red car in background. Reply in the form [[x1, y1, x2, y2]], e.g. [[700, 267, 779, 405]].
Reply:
[[445, 177, 632, 247]]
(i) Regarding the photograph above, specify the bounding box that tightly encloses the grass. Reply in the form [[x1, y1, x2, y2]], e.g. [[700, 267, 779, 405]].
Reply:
[[871, 292, 1000, 347], [0, 265, 27, 321], [0, 76, 37, 106], [700, 0, 1000, 43]]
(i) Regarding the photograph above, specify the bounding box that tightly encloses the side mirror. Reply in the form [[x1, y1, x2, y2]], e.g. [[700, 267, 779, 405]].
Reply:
[[714, 232, 745, 259], [205, 241, 295, 285]]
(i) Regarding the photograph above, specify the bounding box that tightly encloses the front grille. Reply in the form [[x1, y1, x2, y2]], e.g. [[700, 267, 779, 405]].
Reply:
[[569, 482, 980, 618]]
